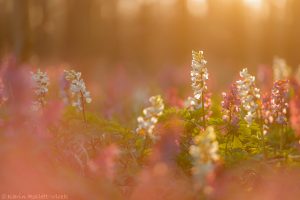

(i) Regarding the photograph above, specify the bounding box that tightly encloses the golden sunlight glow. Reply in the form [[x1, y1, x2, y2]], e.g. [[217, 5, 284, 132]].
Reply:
[[158, 0, 176, 7], [243, 0, 270, 18], [243, 0, 263, 10], [187, 0, 208, 17], [117, 0, 140, 17], [273, 0, 287, 9]]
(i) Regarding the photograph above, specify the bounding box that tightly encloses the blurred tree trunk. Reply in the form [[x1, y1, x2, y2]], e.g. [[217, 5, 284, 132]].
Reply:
[[172, 0, 189, 65], [286, 0, 300, 66], [64, 0, 93, 61], [0, 2, 8, 56], [34, 0, 48, 59], [136, 4, 151, 68], [12, 0, 30, 64], [103, 0, 119, 65]]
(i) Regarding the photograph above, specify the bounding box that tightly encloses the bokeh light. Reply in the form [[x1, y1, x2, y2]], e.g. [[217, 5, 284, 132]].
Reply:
[[1, 1, 300, 200], [243, 0, 263, 9], [187, 0, 208, 17]]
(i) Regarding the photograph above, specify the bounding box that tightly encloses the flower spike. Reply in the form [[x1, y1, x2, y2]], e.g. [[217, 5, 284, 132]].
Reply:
[[189, 126, 219, 189], [273, 57, 291, 81], [136, 95, 165, 141], [236, 68, 261, 126], [271, 80, 289, 125], [221, 83, 241, 126], [185, 50, 212, 127], [64, 69, 92, 123], [31, 69, 49, 111]]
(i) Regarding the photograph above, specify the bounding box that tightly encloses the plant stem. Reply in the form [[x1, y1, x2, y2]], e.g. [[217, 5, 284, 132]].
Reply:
[[280, 124, 284, 151], [139, 136, 150, 164], [259, 109, 267, 159], [201, 91, 206, 129], [225, 132, 230, 156], [80, 91, 87, 125]]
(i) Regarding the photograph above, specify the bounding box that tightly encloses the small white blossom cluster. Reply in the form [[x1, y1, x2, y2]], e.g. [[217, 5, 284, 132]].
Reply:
[[184, 95, 212, 114], [136, 95, 164, 141], [31, 69, 49, 111], [273, 57, 291, 81], [64, 70, 92, 111], [185, 51, 212, 124], [236, 68, 261, 125], [184, 96, 197, 109], [186, 50, 209, 109], [189, 126, 219, 188]]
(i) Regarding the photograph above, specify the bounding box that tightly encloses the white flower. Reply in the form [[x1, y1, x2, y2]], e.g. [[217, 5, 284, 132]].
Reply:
[[31, 69, 49, 110], [189, 126, 219, 188], [184, 96, 197, 110], [136, 95, 164, 141], [244, 112, 255, 125], [64, 69, 92, 111], [273, 57, 291, 81], [185, 51, 212, 122], [191, 50, 208, 101], [236, 68, 261, 125], [263, 124, 269, 135]]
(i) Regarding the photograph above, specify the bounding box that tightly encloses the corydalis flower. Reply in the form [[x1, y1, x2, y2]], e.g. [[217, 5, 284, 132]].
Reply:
[[184, 96, 197, 109], [186, 50, 212, 124], [189, 126, 219, 188], [221, 83, 241, 126], [136, 95, 164, 141], [64, 70, 92, 111], [31, 69, 49, 111], [236, 68, 261, 125], [273, 57, 291, 81], [271, 80, 289, 125], [261, 93, 273, 135], [0, 78, 7, 106], [290, 96, 300, 137], [184, 94, 212, 117], [59, 73, 71, 104], [261, 93, 273, 124], [191, 50, 208, 100]]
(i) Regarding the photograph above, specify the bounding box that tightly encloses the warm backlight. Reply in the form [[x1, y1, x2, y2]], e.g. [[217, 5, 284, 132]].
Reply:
[[243, 0, 263, 9], [187, 0, 208, 17]]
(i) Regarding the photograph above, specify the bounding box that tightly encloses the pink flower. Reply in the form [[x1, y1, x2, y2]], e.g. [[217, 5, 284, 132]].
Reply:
[[261, 93, 273, 125], [290, 96, 300, 136], [0, 77, 8, 106], [165, 88, 184, 108], [221, 83, 241, 126], [1, 57, 33, 122], [271, 80, 289, 125], [257, 64, 273, 92], [87, 145, 120, 181]]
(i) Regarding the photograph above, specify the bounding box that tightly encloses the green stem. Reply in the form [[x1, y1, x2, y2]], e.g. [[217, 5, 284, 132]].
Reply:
[[139, 136, 150, 164], [259, 109, 267, 159], [225, 132, 230, 156], [201, 91, 206, 129], [80, 91, 87, 125], [231, 132, 235, 151], [280, 124, 284, 151]]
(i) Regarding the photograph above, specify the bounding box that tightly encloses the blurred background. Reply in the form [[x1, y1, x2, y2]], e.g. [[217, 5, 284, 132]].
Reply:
[[0, 0, 299, 91]]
